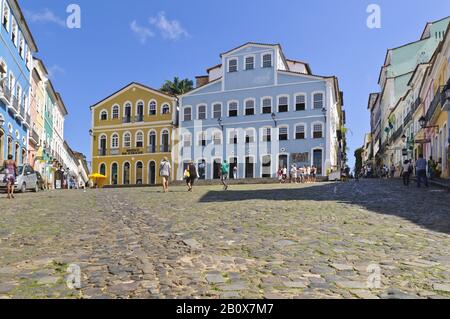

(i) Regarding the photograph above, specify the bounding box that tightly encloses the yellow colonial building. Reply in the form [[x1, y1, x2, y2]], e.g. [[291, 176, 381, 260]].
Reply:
[[90, 82, 177, 186]]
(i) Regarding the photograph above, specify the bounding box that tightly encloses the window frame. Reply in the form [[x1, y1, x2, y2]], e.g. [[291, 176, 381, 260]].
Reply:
[[99, 109, 108, 121], [183, 106, 192, 121], [312, 91, 325, 110], [261, 127, 272, 142], [123, 132, 132, 148], [149, 100, 157, 116], [161, 103, 170, 115], [228, 129, 238, 145], [135, 131, 144, 148], [278, 125, 289, 141], [212, 102, 222, 119], [261, 52, 273, 68], [197, 104, 207, 120], [227, 101, 239, 118], [244, 98, 255, 116], [294, 93, 307, 111], [295, 123, 307, 140], [245, 128, 256, 144], [112, 105, 120, 119], [311, 121, 324, 139], [261, 96, 273, 114], [227, 58, 238, 73], [244, 54, 255, 71], [277, 95, 289, 113], [111, 133, 119, 149]]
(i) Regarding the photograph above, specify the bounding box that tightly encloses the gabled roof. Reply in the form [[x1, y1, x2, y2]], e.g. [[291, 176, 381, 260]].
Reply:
[[220, 42, 280, 57], [90, 82, 175, 110]]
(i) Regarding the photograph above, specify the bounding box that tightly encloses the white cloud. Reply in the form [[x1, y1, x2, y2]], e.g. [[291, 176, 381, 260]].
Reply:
[[48, 65, 66, 79], [149, 12, 189, 40], [130, 20, 154, 44], [25, 9, 66, 27]]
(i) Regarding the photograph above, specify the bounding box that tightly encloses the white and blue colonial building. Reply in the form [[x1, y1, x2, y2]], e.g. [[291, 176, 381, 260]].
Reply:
[[177, 42, 345, 180], [0, 0, 37, 165]]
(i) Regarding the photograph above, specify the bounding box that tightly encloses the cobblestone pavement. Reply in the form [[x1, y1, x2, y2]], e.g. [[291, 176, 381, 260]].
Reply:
[[0, 179, 450, 299]]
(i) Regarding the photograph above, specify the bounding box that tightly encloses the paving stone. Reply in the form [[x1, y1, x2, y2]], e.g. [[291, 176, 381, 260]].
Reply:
[[0, 283, 17, 294], [206, 274, 226, 284], [283, 281, 307, 289], [330, 264, 354, 271], [432, 284, 450, 293], [183, 239, 202, 250]]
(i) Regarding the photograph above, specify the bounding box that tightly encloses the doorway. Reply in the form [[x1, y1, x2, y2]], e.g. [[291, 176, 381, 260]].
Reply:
[[278, 154, 288, 170], [313, 149, 323, 175], [148, 161, 156, 185], [213, 158, 221, 179], [262, 155, 272, 178], [123, 162, 130, 185], [136, 162, 143, 184], [245, 156, 254, 179], [111, 163, 118, 185], [229, 157, 237, 179]]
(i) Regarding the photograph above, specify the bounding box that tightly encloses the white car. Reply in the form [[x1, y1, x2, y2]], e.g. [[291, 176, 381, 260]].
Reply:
[[0, 164, 40, 193]]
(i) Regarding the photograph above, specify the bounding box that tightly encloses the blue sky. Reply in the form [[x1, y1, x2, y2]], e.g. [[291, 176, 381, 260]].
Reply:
[[20, 0, 450, 168]]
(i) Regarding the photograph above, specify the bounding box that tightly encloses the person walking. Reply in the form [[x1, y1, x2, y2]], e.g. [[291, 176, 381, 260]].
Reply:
[[159, 157, 171, 193], [428, 156, 436, 180], [400, 160, 412, 186], [3, 155, 18, 199], [282, 166, 288, 183], [416, 154, 429, 188], [221, 160, 230, 191], [233, 165, 238, 180], [185, 160, 198, 192], [277, 167, 283, 183], [390, 163, 396, 179]]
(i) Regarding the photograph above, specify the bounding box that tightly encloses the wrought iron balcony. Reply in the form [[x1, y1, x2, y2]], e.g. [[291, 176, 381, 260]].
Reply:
[[425, 86, 445, 123], [147, 145, 156, 154], [30, 129, 40, 145], [390, 125, 403, 143], [135, 115, 144, 122], [98, 149, 107, 156], [123, 116, 132, 124], [403, 111, 412, 126], [160, 145, 171, 153], [0, 82, 11, 104]]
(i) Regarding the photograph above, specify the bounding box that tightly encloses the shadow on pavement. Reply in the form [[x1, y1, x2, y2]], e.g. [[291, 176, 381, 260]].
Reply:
[[198, 180, 450, 235]]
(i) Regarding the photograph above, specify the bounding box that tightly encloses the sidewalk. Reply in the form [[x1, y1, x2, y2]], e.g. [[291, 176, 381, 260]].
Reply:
[[411, 177, 450, 191]]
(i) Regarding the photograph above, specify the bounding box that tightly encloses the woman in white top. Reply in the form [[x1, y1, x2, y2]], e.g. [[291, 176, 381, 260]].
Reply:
[[159, 157, 171, 193]]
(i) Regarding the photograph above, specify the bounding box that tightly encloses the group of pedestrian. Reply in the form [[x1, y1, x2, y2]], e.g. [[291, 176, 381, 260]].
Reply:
[[391, 154, 431, 188], [427, 156, 443, 180], [277, 165, 317, 184]]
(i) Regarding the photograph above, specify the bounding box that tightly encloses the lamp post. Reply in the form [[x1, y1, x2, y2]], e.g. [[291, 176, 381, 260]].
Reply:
[[418, 116, 438, 130], [217, 117, 224, 131], [271, 113, 277, 127]]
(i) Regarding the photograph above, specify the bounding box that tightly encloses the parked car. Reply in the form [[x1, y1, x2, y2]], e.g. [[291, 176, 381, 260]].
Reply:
[[0, 164, 40, 193]]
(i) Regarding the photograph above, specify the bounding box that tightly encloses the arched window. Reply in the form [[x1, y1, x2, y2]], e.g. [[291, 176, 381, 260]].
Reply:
[[123, 162, 131, 185], [245, 128, 255, 144], [136, 131, 144, 148], [112, 105, 119, 119], [111, 163, 118, 185], [99, 163, 106, 176], [148, 130, 156, 153], [136, 162, 143, 185], [149, 101, 157, 115], [313, 92, 324, 109], [198, 131, 207, 146], [99, 135, 107, 156], [111, 133, 119, 149], [212, 131, 222, 145], [124, 103, 132, 123], [262, 53, 272, 68], [278, 96, 289, 113], [245, 99, 255, 116], [228, 101, 238, 117], [229, 129, 238, 144], [183, 133, 192, 147], [161, 130, 170, 152], [100, 110, 108, 121], [212, 103, 222, 119], [295, 124, 306, 140], [11, 18, 17, 46], [136, 101, 144, 121], [123, 132, 131, 148], [197, 104, 207, 120], [279, 125, 289, 141], [262, 127, 271, 142], [162, 103, 170, 115], [183, 107, 192, 121], [312, 122, 324, 139], [261, 97, 272, 114]]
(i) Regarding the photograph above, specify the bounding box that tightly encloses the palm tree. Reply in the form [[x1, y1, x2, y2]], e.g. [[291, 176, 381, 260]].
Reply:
[[160, 77, 194, 98]]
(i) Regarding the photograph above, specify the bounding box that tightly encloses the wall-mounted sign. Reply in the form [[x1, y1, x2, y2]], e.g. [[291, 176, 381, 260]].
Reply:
[[122, 149, 143, 155]]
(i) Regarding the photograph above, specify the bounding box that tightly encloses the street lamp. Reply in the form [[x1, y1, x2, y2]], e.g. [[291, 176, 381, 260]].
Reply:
[[418, 116, 438, 130], [271, 113, 277, 127], [217, 117, 224, 131]]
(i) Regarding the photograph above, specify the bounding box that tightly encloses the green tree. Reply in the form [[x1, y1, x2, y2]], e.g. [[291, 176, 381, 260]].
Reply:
[[160, 77, 194, 98], [354, 148, 364, 175]]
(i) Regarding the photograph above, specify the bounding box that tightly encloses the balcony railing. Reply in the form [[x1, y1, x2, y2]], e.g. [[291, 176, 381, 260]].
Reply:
[[412, 97, 421, 114], [0, 82, 11, 103], [123, 116, 132, 124], [110, 149, 120, 155], [26, 113, 31, 125], [403, 111, 412, 126], [160, 145, 171, 153], [135, 115, 144, 122], [425, 86, 445, 122], [390, 125, 403, 143], [12, 96, 19, 112], [30, 129, 40, 144], [98, 149, 107, 156], [147, 145, 156, 154]]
